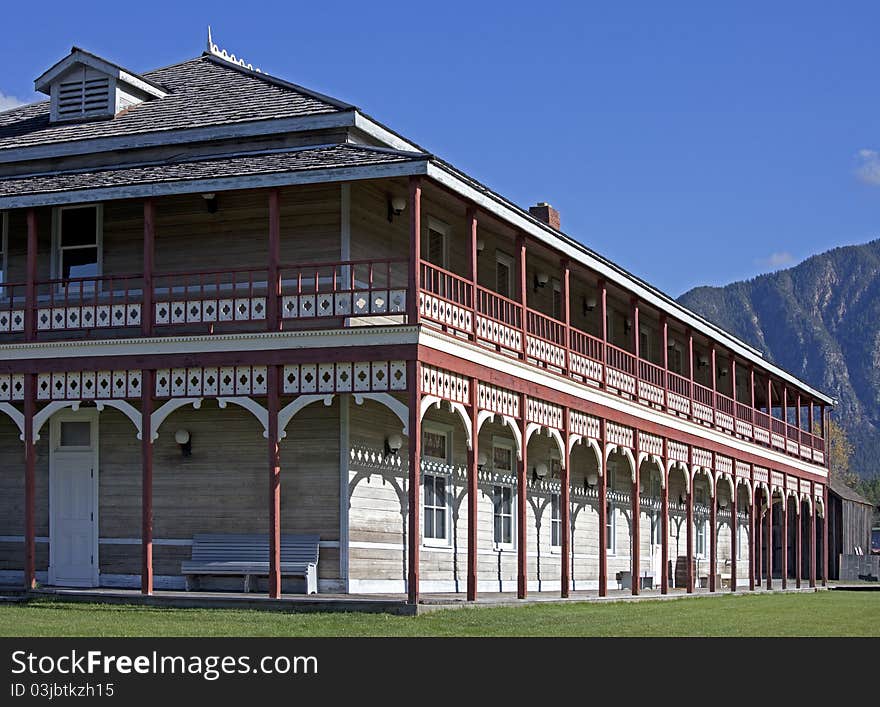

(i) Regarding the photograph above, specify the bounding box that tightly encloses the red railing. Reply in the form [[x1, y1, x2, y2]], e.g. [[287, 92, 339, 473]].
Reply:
[[0, 282, 27, 335], [569, 327, 603, 362], [754, 409, 770, 429], [715, 392, 735, 417], [771, 418, 786, 436], [667, 371, 691, 399], [813, 436, 825, 453], [34, 273, 145, 331], [526, 308, 566, 346], [605, 343, 636, 375], [735, 402, 753, 423], [693, 382, 714, 408], [420, 260, 473, 309], [786, 425, 799, 442], [638, 358, 666, 388], [476, 286, 522, 329], [153, 267, 268, 326]]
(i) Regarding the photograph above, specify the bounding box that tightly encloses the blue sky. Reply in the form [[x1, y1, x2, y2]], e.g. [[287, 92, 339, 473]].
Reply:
[[2, 1, 878, 296]]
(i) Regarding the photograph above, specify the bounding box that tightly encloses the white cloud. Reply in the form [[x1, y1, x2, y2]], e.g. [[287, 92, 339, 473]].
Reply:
[[756, 251, 795, 270], [0, 92, 24, 112], [856, 148, 880, 186]]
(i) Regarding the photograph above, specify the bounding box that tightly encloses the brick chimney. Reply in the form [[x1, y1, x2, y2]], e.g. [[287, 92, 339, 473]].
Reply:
[[529, 202, 560, 230]]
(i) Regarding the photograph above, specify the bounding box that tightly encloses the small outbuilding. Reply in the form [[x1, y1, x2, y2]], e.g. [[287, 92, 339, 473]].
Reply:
[[828, 477, 876, 580]]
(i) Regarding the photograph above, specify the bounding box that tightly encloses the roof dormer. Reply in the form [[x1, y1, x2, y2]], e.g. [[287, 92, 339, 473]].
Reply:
[[35, 47, 167, 123]]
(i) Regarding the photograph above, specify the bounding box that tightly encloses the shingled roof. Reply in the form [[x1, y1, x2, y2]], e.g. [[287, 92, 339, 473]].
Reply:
[[0, 53, 353, 152], [0, 144, 426, 199]]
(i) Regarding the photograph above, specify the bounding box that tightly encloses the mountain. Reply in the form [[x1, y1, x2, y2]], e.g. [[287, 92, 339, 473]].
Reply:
[[677, 238, 880, 479]]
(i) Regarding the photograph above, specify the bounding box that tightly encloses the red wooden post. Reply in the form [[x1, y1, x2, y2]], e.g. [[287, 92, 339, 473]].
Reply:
[[23, 374, 36, 590], [141, 369, 154, 595], [408, 177, 422, 325], [600, 280, 608, 388], [467, 207, 478, 341], [809, 481, 816, 588], [660, 438, 669, 595], [518, 236, 528, 361], [598, 418, 608, 597], [767, 378, 773, 422], [730, 355, 737, 407], [709, 462, 717, 593], [267, 189, 281, 331], [766, 490, 773, 590], [25, 209, 37, 342], [748, 472, 755, 591], [710, 344, 717, 423], [782, 386, 788, 437], [631, 432, 640, 596], [796, 393, 802, 431], [142, 200, 155, 337], [517, 393, 528, 598], [686, 445, 694, 593], [795, 497, 802, 589], [687, 329, 694, 419], [822, 485, 828, 586], [730, 476, 737, 592], [809, 400, 815, 436], [467, 376, 478, 601], [661, 316, 668, 410], [781, 485, 788, 589], [407, 360, 422, 605], [750, 365, 756, 411], [755, 484, 762, 587], [561, 258, 570, 374], [631, 298, 639, 359], [268, 364, 281, 598], [560, 407, 571, 597]]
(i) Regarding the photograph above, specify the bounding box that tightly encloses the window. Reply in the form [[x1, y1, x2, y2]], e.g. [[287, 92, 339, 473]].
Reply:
[[737, 523, 743, 557], [422, 426, 451, 545], [493, 485, 514, 546], [425, 218, 448, 269], [639, 326, 652, 361], [493, 441, 514, 475], [551, 494, 562, 548], [695, 486, 707, 557], [669, 341, 684, 375], [552, 278, 562, 320], [424, 474, 447, 542], [495, 252, 514, 300], [55, 205, 102, 291], [59, 421, 91, 448], [0, 212, 7, 295], [606, 464, 616, 553]]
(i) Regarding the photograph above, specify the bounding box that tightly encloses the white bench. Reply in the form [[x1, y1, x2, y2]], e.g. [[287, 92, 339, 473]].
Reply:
[[181, 533, 320, 594]]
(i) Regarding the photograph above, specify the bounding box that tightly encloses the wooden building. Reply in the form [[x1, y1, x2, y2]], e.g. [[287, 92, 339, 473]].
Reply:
[[827, 477, 875, 579], [0, 37, 834, 602]]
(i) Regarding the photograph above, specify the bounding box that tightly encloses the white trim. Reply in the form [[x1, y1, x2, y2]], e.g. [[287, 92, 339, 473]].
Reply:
[[353, 392, 409, 436], [217, 397, 269, 437], [495, 250, 515, 300], [94, 399, 141, 438], [352, 112, 422, 153], [421, 421, 454, 549], [339, 395, 350, 590], [49, 407, 99, 587], [278, 394, 334, 440], [424, 162, 833, 405], [35, 49, 167, 98], [151, 398, 202, 441], [51, 203, 103, 283], [0, 402, 25, 441], [34, 400, 81, 441]]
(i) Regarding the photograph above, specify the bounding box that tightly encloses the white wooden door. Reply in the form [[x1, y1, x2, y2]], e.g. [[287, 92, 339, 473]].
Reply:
[[50, 412, 98, 587]]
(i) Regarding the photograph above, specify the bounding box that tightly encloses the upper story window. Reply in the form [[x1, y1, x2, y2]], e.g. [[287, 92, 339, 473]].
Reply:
[[53, 205, 102, 291], [496, 251, 514, 299], [668, 340, 684, 375], [425, 218, 449, 269]]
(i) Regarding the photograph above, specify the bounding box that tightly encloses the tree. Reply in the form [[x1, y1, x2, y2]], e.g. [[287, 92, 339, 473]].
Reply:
[[814, 418, 858, 488]]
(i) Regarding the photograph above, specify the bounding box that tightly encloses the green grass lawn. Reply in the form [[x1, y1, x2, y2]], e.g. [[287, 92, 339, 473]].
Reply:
[[0, 591, 877, 637]]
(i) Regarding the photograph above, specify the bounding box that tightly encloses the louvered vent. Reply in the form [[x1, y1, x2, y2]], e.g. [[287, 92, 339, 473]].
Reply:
[[53, 67, 111, 121]]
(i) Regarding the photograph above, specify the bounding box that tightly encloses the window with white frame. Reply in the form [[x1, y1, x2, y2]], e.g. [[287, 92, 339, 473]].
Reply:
[[606, 464, 616, 553], [639, 325, 652, 361], [425, 218, 448, 269], [54, 205, 102, 291], [495, 251, 514, 300], [551, 493, 562, 548], [422, 426, 451, 545], [737, 523, 743, 557], [493, 485, 513, 547], [695, 486, 707, 557], [649, 472, 662, 546]]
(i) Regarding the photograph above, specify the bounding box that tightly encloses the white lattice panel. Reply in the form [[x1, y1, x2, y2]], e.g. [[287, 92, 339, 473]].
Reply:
[[771, 433, 785, 450], [813, 450, 824, 465], [476, 315, 522, 352], [37, 303, 141, 331], [569, 353, 603, 382], [754, 427, 770, 445], [0, 309, 25, 333], [606, 367, 636, 396], [420, 292, 471, 332], [786, 439, 799, 455], [569, 410, 600, 440], [786, 474, 798, 492], [37, 370, 140, 400], [735, 461, 751, 479], [668, 439, 688, 463], [814, 483, 823, 496], [155, 366, 267, 398], [735, 419, 753, 438], [638, 431, 663, 457], [771, 471, 784, 488], [606, 422, 633, 449], [0, 374, 24, 401], [692, 447, 712, 470], [667, 392, 691, 416], [716, 411, 734, 431], [800, 445, 812, 460], [156, 297, 265, 325], [420, 365, 469, 404], [281, 360, 406, 395], [637, 380, 665, 406], [715, 454, 732, 476], [527, 336, 565, 368], [693, 401, 714, 424], [526, 398, 563, 429], [799, 479, 811, 495], [477, 383, 519, 418], [753, 466, 769, 484]]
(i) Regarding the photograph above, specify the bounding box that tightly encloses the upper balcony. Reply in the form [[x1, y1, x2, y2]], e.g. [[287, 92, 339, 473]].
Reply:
[[0, 177, 828, 469]]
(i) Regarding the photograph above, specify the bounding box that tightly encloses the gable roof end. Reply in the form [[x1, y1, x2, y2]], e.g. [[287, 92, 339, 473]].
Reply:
[[34, 47, 168, 98]]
